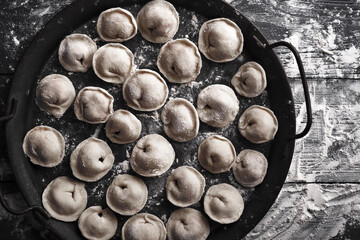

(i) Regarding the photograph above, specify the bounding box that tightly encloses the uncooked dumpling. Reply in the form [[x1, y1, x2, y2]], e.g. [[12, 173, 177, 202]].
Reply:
[[42, 176, 87, 222], [238, 105, 278, 143], [58, 34, 97, 72], [122, 213, 166, 240], [22, 126, 65, 167]]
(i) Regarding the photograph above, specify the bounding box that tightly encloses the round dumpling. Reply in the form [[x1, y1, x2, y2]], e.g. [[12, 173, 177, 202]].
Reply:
[[157, 38, 202, 83], [197, 84, 239, 128], [106, 174, 148, 215], [22, 126, 65, 167], [36, 74, 75, 118], [58, 34, 97, 72], [203, 183, 244, 224], [130, 134, 175, 177], [42, 176, 87, 222], [137, 0, 179, 43], [161, 98, 199, 142], [122, 213, 166, 240], [238, 105, 278, 143], [78, 206, 118, 240], [198, 18, 243, 63]]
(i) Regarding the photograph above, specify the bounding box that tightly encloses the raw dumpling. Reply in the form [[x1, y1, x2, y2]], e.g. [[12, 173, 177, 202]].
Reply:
[[106, 174, 148, 215], [161, 98, 199, 142], [36, 74, 75, 118], [231, 61, 267, 98], [97, 7, 137, 42], [22, 126, 65, 167], [42, 176, 87, 222], [198, 18, 243, 62], [74, 86, 114, 124], [123, 69, 168, 111], [197, 84, 239, 128], [166, 208, 210, 240], [137, 0, 179, 43], [58, 34, 97, 72], [166, 166, 205, 207], [198, 135, 236, 174], [122, 213, 166, 240], [130, 134, 175, 177], [238, 105, 278, 143], [203, 183, 244, 224], [233, 149, 268, 187], [157, 38, 202, 83], [70, 137, 114, 182], [78, 206, 118, 240], [105, 110, 142, 144]]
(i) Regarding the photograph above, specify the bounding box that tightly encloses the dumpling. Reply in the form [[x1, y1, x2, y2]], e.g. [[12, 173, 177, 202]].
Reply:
[[197, 84, 239, 128], [137, 0, 179, 43], [58, 34, 97, 72], [198, 18, 243, 62], [42, 176, 87, 222], [97, 7, 137, 42], [233, 149, 268, 187], [123, 69, 168, 111], [78, 206, 118, 240], [161, 98, 199, 142], [22, 126, 65, 167], [231, 61, 267, 98], [130, 134, 175, 177], [70, 137, 114, 182], [203, 183, 244, 224], [105, 110, 142, 144], [166, 208, 210, 240], [36, 74, 75, 118], [166, 166, 205, 207], [106, 174, 148, 215], [157, 38, 202, 83], [238, 105, 278, 143], [198, 135, 236, 174], [74, 86, 114, 124], [122, 213, 166, 240]]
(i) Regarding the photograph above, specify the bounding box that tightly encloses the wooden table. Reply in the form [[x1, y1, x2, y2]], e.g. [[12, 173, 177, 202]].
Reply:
[[0, 0, 359, 239]]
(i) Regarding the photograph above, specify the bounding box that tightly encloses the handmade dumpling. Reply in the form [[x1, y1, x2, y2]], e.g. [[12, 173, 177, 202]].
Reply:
[[58, 34, 97, 72], [238, 105, 278, 143], [197, 84, 239, 128], [122, 213, 166, 240], [22, 126, 65, 167], [198, 18, 243, 62], [42, 176, 87, 222]]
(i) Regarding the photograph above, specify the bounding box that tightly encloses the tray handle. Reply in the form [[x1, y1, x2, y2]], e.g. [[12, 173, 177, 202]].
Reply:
[[0, 98, 18, 122]]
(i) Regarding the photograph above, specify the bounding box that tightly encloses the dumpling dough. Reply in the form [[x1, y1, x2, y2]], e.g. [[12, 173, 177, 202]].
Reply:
[[78, 206, 118, 240], [130, 134, 175, 177], [122, 213, 166, 240], [166, 208, 210, 240], [36, 74, 75, 118], [97, 7, 137, 42], [123, 69, 168, 111], [42, 176, 87, 222], [58, 34, 97, 72], [157, 38, 202, 83], [106, 174, 148, 215], [198, 135, 236, 174], [198, 18, 243, 62], [203, 183, 244, 224], [166, 166, 205, 207], [105, 110, 142, 144], [74, 86, 114, 124], [197, 84, 239, 128], [233, 149, 268, 187], [22, 126, 65, 167], [137, 0, 179, 43], [70, 137, 114, 182], [231, 61, 267, 98], [238, 105, 278, 143], [161, 98, 199, 142]]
